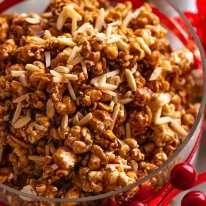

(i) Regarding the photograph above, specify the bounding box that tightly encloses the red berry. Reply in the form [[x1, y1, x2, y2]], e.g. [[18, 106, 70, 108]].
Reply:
[[181, 191, 206, 206], [129, 201, 147, 206], [0, 202, 5, 206], [170, 163, 197, 190]]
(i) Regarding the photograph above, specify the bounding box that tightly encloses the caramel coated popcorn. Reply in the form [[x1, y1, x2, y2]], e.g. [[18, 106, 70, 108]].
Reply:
[[0, 0, 201, 201]]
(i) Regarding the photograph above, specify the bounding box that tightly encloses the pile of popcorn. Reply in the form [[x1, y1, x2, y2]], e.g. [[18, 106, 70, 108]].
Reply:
[[0, 0, 201, 204]]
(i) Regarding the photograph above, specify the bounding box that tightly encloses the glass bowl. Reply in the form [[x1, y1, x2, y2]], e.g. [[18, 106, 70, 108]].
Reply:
[[0, 0, 205, 205]]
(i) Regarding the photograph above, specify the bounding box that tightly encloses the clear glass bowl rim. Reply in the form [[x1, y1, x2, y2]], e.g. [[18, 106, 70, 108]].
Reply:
[[0, 0, 206, 203]]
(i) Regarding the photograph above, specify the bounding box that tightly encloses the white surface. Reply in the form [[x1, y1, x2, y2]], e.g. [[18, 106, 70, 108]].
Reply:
[[5, 0, 50, 13], [171, 0, 196, 12]]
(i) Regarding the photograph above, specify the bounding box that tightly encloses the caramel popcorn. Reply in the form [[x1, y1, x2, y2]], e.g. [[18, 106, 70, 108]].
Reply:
[[0, 0, 201, 202]]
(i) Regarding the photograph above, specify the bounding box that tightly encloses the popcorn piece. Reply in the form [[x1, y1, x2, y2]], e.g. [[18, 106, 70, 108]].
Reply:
[[53, 147, 76, 170]]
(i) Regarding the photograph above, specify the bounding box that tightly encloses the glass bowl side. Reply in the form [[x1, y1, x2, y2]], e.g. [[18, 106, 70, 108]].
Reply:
[[0, 0, 205, 205]]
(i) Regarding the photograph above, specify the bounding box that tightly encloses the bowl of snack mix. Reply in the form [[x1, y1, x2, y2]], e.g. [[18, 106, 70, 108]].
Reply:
[[0, 0, 205, 206]]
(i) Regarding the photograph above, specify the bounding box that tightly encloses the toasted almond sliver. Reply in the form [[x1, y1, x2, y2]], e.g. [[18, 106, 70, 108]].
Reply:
[[61, 114, 69, 129], [131, 64, 137, 74], [79, 113, 93, 126], [106, 24, 113, 38], [57, 4, 82, 32], [11, 71, 26, 77], [150, 67, 162, 81], [107, 164, 131, 170], [68, 46, 81, 64], [13, 94, 29, 103], [106, 70, 120, 78], [125, 69, 137, 92], [53, 76, 63, 83], [73, 113, 80, 125], [154, 107, 162, 124], [33, 123, 46, 131], [123, 8, 141, 26], [91, 71, 119, 91], [107, 35, 122, 44], [106, 21, 120, 38], [64, 74, 78, 81], [96, 32, 107, 41], [95, 8, 105, 31], [136, 37, 151, 55], [101, 90, 117, 97], [155, 116, 172, 125], [98, 83, 118, 91], [117, 39, 129, 50], [55, 66, 71, 74], [10, 136, 29, 148], [19, 75, 27, 86], [75, 23, 93, 35], [13, 116, 31, 129], [56, 10, 65, 31], [26, 36, 45, 45], [68, 81, 77, 101], [71, 56, 83, 66], [91, 75, 106, 86], [111, 103, 121, 130], [12, 103, 22, 124], [72, 18, 78, 34], [25, 64, 41, 72], [170, 120, 188, 137], [25, 17, 40, 24], [45, 51, 51, 68], [81, 62, 88, 78], [119, 98, 133, 104], [57, 36, 76, 47], [50, 70, 63, 78]]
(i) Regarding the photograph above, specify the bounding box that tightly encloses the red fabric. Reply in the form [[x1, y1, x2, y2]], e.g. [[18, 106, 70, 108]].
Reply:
[[197, 0, 206, 15], [116, 0, 143, 8], [176, 0, 206, 55], [0, 0, 25, 13]]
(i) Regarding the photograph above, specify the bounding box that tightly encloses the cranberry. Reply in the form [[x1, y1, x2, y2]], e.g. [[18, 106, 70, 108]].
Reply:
[[0, 202, 5, 206], [170, 163, 197, 190], [181, 191, 206, 206], [128, 201, 147, 206]]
